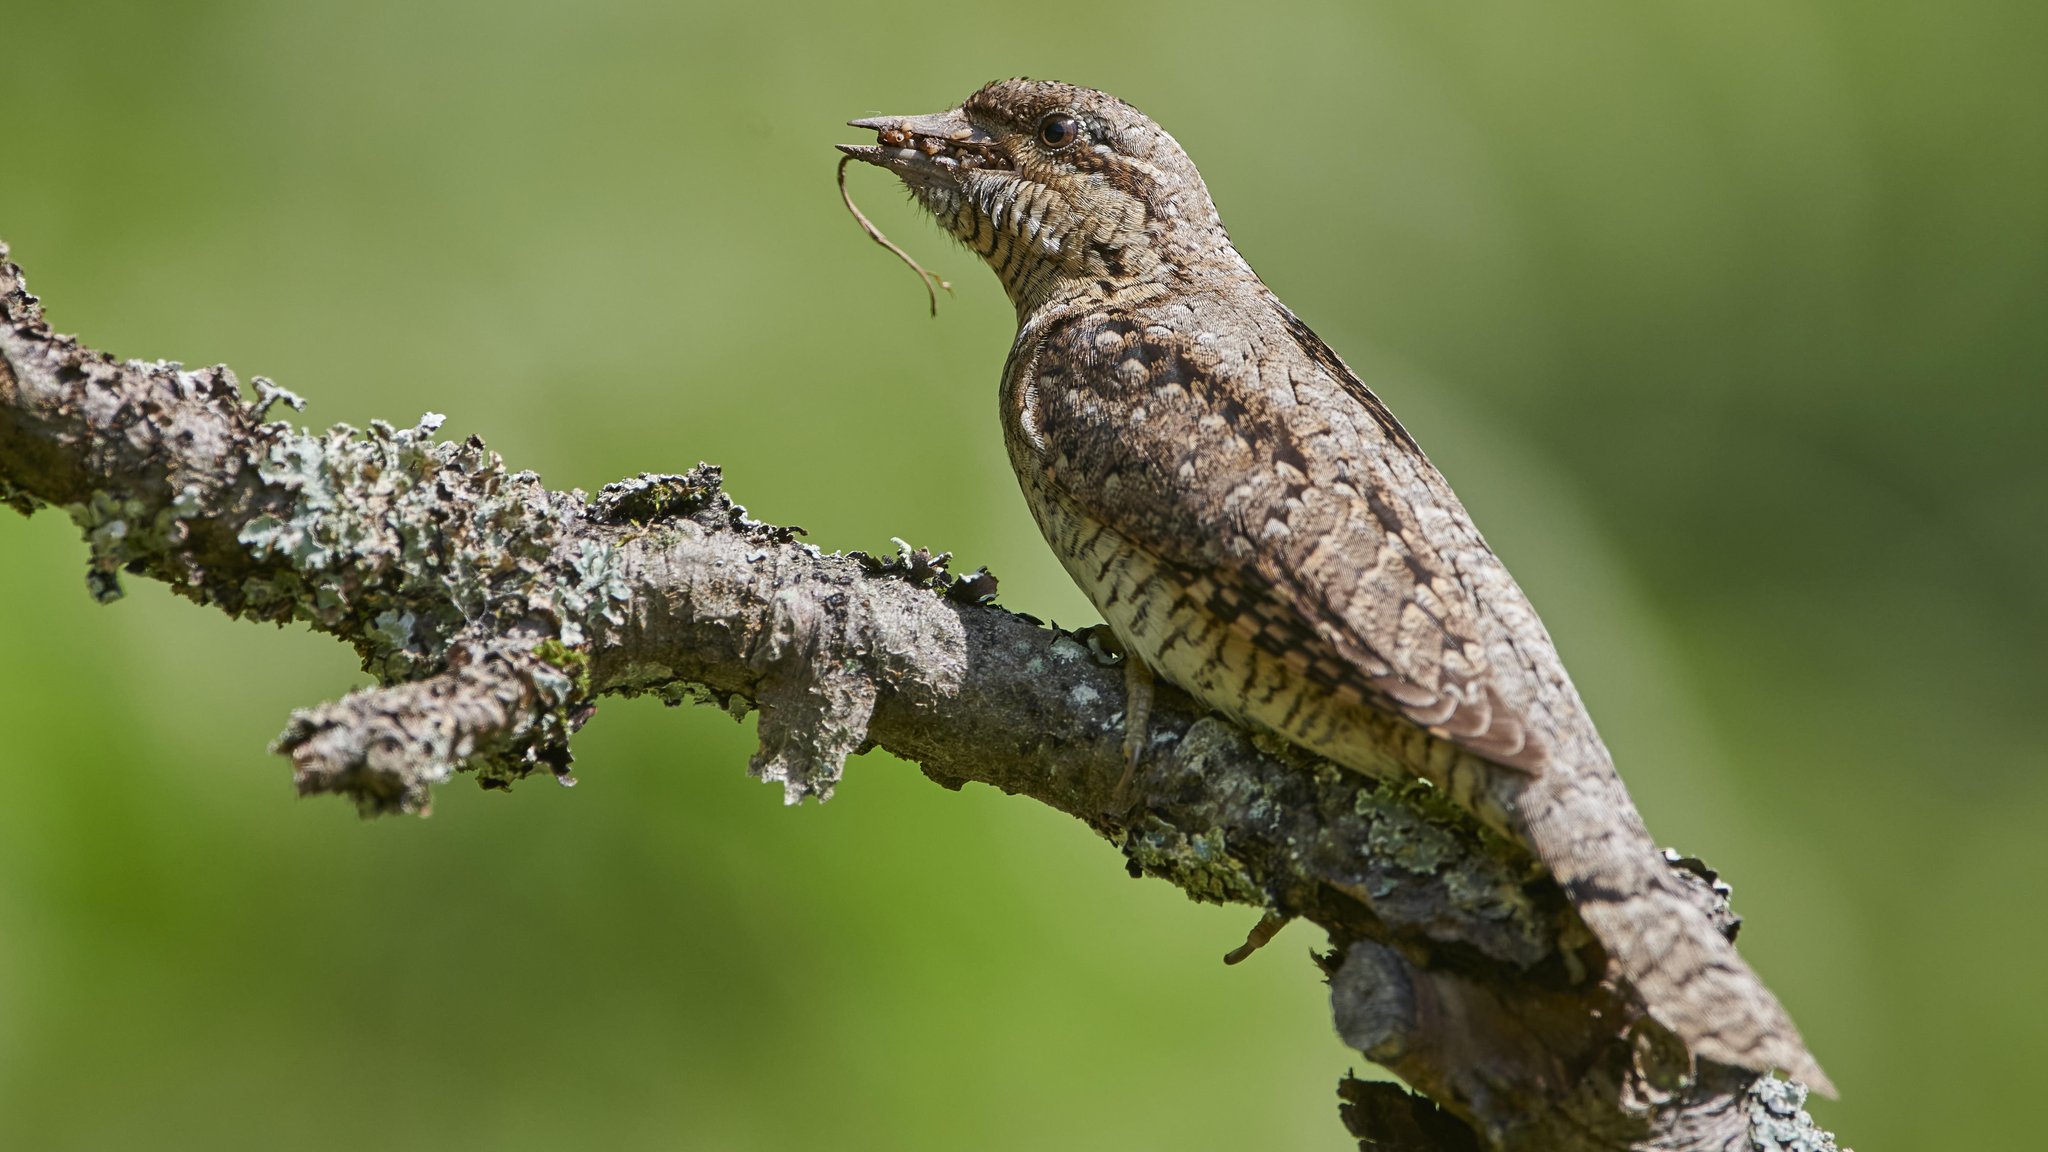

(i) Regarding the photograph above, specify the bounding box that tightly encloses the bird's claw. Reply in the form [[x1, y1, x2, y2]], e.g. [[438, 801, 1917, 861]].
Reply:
[[1223, 911, 1292, 965], [1110, 653, 1155, 816]]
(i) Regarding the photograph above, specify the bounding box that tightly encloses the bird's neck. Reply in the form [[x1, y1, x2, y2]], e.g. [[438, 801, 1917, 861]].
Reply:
[[928, 173, 1237, 320], [1004, 245, 1263, 329]]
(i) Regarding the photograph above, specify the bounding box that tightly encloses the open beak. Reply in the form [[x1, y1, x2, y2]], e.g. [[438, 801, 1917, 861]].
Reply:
[[838, 110, 1006, 182]]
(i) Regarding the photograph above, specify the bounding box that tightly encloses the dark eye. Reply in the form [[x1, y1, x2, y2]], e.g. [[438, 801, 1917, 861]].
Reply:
[[1036, 113, 1080, 150]]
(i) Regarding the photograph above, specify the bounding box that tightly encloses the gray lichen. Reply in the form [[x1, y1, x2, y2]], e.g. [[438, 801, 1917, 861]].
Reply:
[[62, 482, 205, 602], [230, 412, 616, 801], [1748, 1079, 1849, 1152], [235, 412, 586, 678]]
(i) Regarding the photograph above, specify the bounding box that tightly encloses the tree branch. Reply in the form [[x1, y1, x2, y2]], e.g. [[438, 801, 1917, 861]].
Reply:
[[0, 241, 1846, 1151]]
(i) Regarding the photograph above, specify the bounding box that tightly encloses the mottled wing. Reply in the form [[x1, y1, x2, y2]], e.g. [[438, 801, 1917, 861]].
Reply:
[[1022, 300, 1550, 773]]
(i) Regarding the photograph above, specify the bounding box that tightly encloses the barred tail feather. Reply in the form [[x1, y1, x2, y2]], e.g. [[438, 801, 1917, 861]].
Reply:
[[1519, 767, 1836, 1098]]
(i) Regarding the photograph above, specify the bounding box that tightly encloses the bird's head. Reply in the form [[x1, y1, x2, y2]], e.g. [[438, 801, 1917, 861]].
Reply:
[[839, 79, 1246, 319]]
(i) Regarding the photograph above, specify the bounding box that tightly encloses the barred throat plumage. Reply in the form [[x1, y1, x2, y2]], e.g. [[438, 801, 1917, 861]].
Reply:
[[840, 78, 1833, 1098], [920, 166, 1143, 316]]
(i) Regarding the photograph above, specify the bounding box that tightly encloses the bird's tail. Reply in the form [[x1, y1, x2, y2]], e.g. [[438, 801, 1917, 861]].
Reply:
[[1518, 764, 1835, 1098]]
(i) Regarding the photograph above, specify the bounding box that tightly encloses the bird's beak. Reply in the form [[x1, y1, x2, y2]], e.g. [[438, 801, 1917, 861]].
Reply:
[[838, 110, 1006, 182]]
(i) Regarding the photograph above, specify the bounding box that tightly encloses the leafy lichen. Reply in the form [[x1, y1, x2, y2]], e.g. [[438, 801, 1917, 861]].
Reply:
[[1747, 1079, 1846, 1152], [230, 412, 593, 683], [62, 483, 206, 603]]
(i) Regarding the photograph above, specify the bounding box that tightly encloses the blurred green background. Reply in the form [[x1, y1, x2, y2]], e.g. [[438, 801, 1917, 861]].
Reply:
[[2, 1, 2041, 1147]]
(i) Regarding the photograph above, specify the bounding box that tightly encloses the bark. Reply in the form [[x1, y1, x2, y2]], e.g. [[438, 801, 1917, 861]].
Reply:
[[0, 242, 1846, 1152]]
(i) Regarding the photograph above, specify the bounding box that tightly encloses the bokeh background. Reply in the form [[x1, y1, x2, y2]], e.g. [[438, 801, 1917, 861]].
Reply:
[[3, 1, 2042, 1147]]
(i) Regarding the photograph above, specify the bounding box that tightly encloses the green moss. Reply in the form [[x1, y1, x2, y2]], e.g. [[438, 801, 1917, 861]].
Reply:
[[1355, 779, 1539, 928], [0, 475, 42, 517], [532, 637, 593, 697], [589, 468, 724, 523], [1123, 818, 1264, 906]]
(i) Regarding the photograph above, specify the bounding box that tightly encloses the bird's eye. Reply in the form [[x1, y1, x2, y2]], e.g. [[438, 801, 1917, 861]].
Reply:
[[1037, 113, 1080, 150]]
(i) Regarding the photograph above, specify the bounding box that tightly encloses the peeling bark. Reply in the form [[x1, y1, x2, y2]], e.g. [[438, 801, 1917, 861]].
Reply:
[[0, 242, 1846, 1152]]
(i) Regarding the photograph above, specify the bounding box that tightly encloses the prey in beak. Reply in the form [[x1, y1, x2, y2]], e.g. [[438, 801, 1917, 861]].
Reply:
[[838, 112, 1011, 183], [836, 111, 1010, 315]]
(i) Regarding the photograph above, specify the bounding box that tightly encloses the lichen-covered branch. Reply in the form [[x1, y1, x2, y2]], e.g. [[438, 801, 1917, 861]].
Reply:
[[0, 242, 1846, 1152]]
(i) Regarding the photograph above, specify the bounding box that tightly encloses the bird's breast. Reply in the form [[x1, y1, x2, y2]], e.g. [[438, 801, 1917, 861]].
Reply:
[[1015, 465, 1424, 785]]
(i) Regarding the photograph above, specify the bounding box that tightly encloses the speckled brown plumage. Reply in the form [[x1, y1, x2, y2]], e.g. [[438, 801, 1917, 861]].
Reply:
[[842, 79, 1831, 1096]]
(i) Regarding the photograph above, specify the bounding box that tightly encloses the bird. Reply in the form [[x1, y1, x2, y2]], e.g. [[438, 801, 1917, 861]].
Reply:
[[838, 78, 1831, 1097]]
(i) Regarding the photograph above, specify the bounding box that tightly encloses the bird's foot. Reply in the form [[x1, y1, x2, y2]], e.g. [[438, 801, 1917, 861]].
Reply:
[[1068, 624, 1155, 815], [1112, 654, 1155, 815], [1105, 651, 1155, 811]]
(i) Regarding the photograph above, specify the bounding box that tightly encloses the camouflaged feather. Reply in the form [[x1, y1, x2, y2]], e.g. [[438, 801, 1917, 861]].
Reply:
[[846, 77, 1831, 1097]]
